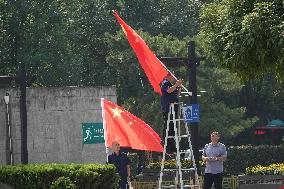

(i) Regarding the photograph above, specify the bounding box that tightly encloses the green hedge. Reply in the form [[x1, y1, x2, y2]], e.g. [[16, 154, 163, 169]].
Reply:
[[246, 163, 284, 175], [50, 176, 76, 189], [225, 145, 284, 175], [128, 145, 284, 176], [0, 163, 119, 189]]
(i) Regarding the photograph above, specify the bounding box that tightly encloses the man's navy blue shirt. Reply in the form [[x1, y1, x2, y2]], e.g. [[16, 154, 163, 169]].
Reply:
[[108, 152, 131, 179], [161, 79, 179, 112]]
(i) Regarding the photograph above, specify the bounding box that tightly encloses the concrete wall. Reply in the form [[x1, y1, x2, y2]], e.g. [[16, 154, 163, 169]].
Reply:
[[0, 86, 116, 165]]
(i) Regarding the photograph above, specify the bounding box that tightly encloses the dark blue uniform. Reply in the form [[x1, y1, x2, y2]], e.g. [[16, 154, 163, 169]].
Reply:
[[161, 79, 179, 113], [108, 152, 131, 189], [160, 79, 179, 154]]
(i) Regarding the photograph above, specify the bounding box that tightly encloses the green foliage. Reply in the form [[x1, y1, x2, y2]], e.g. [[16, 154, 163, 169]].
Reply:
[[196, 62, 258, 145], [127, 152, 139, 176], [199, 101, 258, 145], [199, 0, 284, 80], [0, 0, 203, 88], [1, 0, 282, 148], [0, 0, 118, 87], [224, 145, 284, 175], [246, 163, 284, 175], [142, 145, 284, 176], [146, 160, 193, 169], [240, 75, 284, 123], [50, 177, 76, 189], [0, 163, 119, 189], [117, 0, 202, 37]]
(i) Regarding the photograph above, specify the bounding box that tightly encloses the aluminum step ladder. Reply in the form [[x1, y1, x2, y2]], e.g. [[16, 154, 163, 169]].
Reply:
[[158, 102, 201, 189]]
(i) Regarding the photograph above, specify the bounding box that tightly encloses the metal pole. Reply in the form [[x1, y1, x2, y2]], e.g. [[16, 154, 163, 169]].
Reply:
[[5, 95, 10, 165], [20, 62, 28, 164], [4, 93, 13, 165], [188, 41, 200, 171]]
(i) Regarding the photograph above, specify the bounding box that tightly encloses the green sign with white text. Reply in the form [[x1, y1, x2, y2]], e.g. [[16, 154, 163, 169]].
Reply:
[[82, 123, 104, 144]]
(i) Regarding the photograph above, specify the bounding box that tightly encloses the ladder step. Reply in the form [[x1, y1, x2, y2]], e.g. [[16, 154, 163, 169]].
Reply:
[[163, 168, 196, 172], [180, 151, 191, 154], [162, 184, 200, 188], [167, 134, 190, 139], [179, 134, 190, 138], [161, 185, 177, 188], [168, 118, 185, 121], [182, 168, 196, 171], [184, 184, 201, 188]]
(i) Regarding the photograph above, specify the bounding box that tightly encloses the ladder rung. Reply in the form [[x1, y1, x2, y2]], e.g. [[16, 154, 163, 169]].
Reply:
[[170, 102, 183, 105], [181, 168, 196, 171], [168, 118, 185, 121], [161, 185, 177, 188], [162, 184, 200, 188], [167, 136, 175, 139], [167, 134, 190, 139], [163, 169, 176, 172], [179, 134, 190, 138], [163, 168, 196, 172], [180, 151, 191, 154], [184, 184, 201, 188]]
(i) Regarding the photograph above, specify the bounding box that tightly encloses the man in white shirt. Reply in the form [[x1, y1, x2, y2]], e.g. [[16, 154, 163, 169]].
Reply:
[[202, 131, 227, 189]]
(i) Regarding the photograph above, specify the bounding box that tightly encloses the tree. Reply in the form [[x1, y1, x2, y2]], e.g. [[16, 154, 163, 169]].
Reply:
[[0, 0, 208, 87], [0, 0, 119, 87], [0, 0, 84, 86], [197, 62, 258, 145], [199, 0, 284, 80], [240, 75, 284, 124], [117, 0, 202, 37]]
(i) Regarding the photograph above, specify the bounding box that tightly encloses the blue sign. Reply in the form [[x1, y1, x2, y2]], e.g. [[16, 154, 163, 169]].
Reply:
[[183, 104, 200, 123]]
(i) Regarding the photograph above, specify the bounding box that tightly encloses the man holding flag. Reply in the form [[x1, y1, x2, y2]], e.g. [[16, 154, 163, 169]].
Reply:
[[113, 11, 189, 158], [161, 73, 183, 155], [108, 141, 131, 189], [102, 98, 163, 187]]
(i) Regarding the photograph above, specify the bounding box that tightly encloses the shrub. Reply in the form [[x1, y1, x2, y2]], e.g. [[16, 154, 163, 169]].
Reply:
[[224, 145, 284, 175], [0, 163, 119, 189], [142, 145, 284, 175], [50, 177, 76, 189], [146, 160, 193, 169], [246, 163, 284, 175]]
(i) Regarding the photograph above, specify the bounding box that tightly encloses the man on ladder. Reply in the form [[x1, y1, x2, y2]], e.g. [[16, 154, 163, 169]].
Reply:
[[161, 73, 183, 157], [159, 73, 201, 189]]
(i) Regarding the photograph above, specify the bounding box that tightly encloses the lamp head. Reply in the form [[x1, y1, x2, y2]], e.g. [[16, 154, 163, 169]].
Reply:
[[4, 93, 9, 105]]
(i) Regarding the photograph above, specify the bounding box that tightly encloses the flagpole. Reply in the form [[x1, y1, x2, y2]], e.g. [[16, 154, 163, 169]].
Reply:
[[158, 60, 192, 96], [101, 98, 110, 162]]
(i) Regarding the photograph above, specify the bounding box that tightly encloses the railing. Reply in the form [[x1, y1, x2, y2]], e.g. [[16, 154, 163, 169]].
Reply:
[[131, 176, 238, 189]]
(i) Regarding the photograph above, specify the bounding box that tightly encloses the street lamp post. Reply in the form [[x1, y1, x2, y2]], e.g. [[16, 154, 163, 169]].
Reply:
[[19, 62, 28, 164], [187, 41, 200, 173], [0, 69, 29, 164], [4, 93, 13, 165]]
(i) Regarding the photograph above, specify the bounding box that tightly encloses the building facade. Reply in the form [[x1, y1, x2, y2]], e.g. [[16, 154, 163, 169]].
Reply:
[[0, 86, 116, 165]]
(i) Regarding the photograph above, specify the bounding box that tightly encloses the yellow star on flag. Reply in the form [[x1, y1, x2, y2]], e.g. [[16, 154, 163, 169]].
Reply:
[[128, 121, 133, 126], [110, 107, 123, 118]]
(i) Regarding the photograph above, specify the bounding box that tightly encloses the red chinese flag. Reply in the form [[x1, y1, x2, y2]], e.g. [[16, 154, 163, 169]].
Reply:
[[114, 11, 169, 95], [101, 98, 163, 152]]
